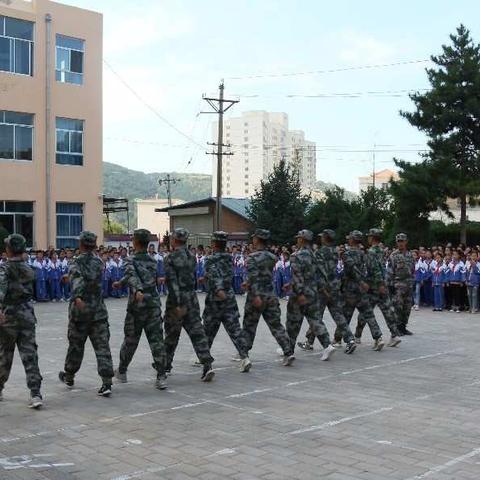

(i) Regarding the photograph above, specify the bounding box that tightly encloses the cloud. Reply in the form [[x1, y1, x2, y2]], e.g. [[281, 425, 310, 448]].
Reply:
[[337, 30, 395, 64]]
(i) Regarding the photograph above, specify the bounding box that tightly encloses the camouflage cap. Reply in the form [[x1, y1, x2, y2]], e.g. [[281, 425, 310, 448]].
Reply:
[[296, 229, 314, 242], [396, 232, 408, 242], [172, 227, 189, 242], [348, 230, 364, 242], [133, 228, 151, 243], [79, 231, 97, 247], [4, 233, 26, 253], [251, 228, 271, 241], [212, 231, 228, 242], [320, 229, 336, 240], [368, 228, 383, 238]]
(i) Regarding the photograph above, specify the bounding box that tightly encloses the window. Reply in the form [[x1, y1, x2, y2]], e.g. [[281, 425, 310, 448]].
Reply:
[[0, 201, 34, 247], [245, 175, 249, 179], [245, 189, 249, 195], [244, 129, 248, 134], [56, 117, 84, 165], [56, 202, 83, 248], [0, 111, 33, 161], [56, 35, 84, 85], [244, 122, 248, 127], [244, 137, 248, 142], [0, 16, 34, 76]]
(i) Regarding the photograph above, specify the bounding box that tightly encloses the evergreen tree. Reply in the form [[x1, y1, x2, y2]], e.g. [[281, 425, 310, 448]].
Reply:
[[247, 159, 310, 245], [400, 24, 480, 243]]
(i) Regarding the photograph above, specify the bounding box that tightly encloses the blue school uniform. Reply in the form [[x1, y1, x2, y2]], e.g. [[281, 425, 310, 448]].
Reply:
[[281, 258, 292, 297], [33, 259, 48, 301], [156, 254, 167, 295], [274, 259, 284, 297], [109, 259, 123, 298], [61, 258, 71, 300], [414, 259, 427, 306], [423, 259, 433, 306], [465, 260, 480, 311], [232, 253, 245, 294], [449, 260, 466, 283], [431, 260, 445, 310], [48, 259, 63, 301], [196, 254, 206, 292]]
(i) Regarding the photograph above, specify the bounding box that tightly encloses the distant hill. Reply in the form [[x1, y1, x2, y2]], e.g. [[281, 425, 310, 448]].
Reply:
[[103, 162, 212, 202], [102, 162, 355, 229], [103, 162, 212, 228]]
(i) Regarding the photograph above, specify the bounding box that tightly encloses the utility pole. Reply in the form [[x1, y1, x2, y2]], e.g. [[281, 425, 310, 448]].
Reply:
[[202, 81, 238, 230], [158, 174, 181, 207]]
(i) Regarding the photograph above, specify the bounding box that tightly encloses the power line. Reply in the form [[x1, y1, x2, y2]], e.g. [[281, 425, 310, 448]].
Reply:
[[233, 88, 431, 99], [226, 58, 431, 80], [103, 59, 204, 149]]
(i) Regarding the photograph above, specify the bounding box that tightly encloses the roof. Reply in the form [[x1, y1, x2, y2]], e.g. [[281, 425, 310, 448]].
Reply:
[[155, 197, 251, 220]]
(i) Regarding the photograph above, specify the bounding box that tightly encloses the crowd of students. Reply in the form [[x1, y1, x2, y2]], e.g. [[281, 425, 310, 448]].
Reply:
[[2, 240, 478, 314]]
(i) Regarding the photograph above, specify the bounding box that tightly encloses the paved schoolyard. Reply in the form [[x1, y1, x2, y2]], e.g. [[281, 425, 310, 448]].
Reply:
[[1, 296, 480, 480]]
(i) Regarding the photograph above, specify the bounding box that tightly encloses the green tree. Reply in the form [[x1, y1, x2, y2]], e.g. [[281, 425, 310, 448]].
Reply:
[[400, 24, 480, 244], [305, 186, 394, 242], [247, 159, 310, 245], [305, 186, 357, 240], [103, 217, 126, 234], [390, 158, 452, 246]]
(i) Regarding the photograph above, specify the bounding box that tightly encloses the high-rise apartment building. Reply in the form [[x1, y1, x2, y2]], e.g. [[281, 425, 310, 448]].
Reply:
[[0, 0, 102, 249], [211, 111, 316, 198]]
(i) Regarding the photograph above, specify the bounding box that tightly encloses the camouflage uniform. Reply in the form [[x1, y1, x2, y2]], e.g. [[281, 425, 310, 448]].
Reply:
[[117, 233, 166, 376], [0, 237, 42, 395], [388, 237, 415, 330], [63, 234, 114, 384], [242, 230, 292, 356], [203, 248, 248, 358], [286, 241, 331, 350], [356, 243, 399, 338], [164, 230, 214, 371], [305, 241, 355, 345], [335, 238, 382, 342]]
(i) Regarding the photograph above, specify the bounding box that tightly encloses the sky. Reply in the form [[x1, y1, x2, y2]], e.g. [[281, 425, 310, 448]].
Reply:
[[62, 0, 480, 192]]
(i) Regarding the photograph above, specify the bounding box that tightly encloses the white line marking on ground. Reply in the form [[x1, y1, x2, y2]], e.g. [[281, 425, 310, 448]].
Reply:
[[404, 446, 480, 479], [289, 407, 394, 435]]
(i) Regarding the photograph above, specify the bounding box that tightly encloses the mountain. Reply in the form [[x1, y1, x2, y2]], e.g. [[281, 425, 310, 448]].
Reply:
[[102, 162, 355, 229], [103, 162, 212, 229], [103, 162, 212, 202]]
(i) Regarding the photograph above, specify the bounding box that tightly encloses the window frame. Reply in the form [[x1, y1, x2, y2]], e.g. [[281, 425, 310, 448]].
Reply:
[[0, 110, 34, 162], [55, 34, 84, 85], [55, 117, 84, 166], [0, 16, 34, 77], [0, 200, 34, 247], [56, 202, 83, 248]]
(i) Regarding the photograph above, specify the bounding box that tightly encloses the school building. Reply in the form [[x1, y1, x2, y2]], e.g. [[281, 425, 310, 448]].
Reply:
[[0, 0, 102, 249]]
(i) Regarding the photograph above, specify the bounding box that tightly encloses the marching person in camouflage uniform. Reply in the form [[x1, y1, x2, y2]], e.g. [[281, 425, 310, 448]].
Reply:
[[388, 233, 415, 336], [355, 229, 402, 347], [242, 229, 295, 366], [113, 229, 167, 390], [59, 231, 114, 397], [0, 234, 43, 408], [334, 231, 385, 351], [202, 231, 251, 372], [164, 228, 215, 382], [286, 230, 337, 361], [298, 229, 357, 354]]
